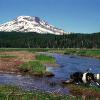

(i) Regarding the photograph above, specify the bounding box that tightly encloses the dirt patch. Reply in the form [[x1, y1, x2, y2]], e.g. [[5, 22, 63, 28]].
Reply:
[[0, 51, 36, 62], [0, 51, 36, 73]]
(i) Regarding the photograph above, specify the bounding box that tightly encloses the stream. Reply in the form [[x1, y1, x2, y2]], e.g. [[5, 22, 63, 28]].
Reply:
[[0, 53, 100, 99]]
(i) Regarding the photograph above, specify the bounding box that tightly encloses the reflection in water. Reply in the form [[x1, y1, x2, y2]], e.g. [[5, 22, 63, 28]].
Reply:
[[0, 53, 100, 99]]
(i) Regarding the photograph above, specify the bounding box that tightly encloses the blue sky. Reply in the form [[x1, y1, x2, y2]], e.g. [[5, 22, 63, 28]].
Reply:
[[0, 0, 100, 33]]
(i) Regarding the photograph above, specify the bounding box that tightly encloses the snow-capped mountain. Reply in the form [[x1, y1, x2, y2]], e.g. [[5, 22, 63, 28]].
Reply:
[[0, 16, 66, 35]]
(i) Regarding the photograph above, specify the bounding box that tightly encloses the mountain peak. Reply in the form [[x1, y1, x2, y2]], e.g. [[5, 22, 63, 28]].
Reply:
[[0, 15, 67, 35], [16, 16, 37, 21]]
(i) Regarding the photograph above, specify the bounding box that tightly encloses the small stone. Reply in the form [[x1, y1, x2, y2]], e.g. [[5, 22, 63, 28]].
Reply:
[[45, 72, 55, 77]]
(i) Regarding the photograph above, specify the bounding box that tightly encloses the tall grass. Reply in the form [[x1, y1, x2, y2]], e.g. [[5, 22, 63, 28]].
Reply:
[[36, 54, 56, 63]]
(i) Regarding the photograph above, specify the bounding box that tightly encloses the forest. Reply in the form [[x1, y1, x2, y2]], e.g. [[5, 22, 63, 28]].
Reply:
[[0, 32, 100, 48]]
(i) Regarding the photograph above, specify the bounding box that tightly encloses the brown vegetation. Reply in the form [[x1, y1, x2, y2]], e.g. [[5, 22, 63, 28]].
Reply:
[[65, 84, 100, 98], [0, 51, 36, 73]]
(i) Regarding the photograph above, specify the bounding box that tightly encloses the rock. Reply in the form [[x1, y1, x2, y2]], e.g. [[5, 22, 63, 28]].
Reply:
[[44, 72, 55, 77], [33, 72, 44, 77]]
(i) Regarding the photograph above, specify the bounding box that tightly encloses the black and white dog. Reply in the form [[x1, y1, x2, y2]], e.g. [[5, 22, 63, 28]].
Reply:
[[63, 72, 100, 86]]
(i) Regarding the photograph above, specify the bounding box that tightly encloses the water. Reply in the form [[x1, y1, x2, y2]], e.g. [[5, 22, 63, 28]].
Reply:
[[0, 53, 100, 98], [49, 53, 100, 79]]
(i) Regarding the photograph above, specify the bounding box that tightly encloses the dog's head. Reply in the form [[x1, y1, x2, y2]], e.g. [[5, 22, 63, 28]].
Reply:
[[86, 73, 95, 82]]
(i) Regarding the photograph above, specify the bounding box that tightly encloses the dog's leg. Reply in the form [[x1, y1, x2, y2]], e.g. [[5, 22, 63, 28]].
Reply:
[[96, 82, 100, 86], [90, 80, 100, 87]]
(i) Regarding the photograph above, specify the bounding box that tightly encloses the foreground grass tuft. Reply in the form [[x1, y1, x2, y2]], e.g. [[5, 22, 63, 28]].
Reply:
[[0, 85, 82, 100]]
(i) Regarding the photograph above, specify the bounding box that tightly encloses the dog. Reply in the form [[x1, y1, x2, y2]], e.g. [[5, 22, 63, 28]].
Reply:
[[62, 72, 100, 85]]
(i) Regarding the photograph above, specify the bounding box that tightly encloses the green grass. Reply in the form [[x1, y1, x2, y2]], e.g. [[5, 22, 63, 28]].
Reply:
[[0, 85, 22, 93], [78, 50, 100, 56], [0, 48, 49, 52], [63, 49, 100, 58], [0, 85, 81, 100], [47, 48, 100, 58], [36, 54, 56, 63], [0, 54, 16, 58], [20, 60, 46, 74], [0, 48, 57, 75], [0, 84, 99, 100], [20, 54, 56, 75], [0, 48, 100, 58]]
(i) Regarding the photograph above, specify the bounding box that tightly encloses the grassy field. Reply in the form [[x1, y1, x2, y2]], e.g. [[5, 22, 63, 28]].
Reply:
[[48, 48, 100, 58], [0, 84, 99, 100], [0, 84, 100, 100], [0, 85, 79, 100], [0, 48, 100, 99], [0, 48, 49, 52], [0, 48, 100, 58], [0, 50, 56, 76], [64, 49, 100, 57]]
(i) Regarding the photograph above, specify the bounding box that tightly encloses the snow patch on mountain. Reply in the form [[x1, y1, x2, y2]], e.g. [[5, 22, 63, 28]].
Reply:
[[0, 16, 67, 35]]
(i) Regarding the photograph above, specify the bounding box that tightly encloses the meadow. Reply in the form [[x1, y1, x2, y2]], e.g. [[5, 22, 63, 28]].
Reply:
[[0, 85, 81, 100], [0, 48, 100, 99]]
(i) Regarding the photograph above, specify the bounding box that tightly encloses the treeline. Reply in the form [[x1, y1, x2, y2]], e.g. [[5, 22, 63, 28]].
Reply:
[[0, 32, 100, 48]]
